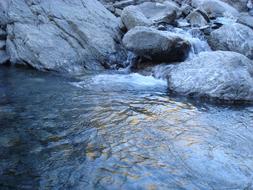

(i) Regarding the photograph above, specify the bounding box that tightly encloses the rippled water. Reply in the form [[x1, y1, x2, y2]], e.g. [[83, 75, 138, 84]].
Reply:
[[1, 66, 253, 190]]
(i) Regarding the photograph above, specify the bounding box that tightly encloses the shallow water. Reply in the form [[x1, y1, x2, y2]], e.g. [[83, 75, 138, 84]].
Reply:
[[1, 66, 253, 190]]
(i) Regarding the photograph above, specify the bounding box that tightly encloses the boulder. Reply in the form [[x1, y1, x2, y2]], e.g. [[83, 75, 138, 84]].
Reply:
[[221, 0, 248, 11], [123, 26, 191, 62], [137, 2, 179, 23], [121, 1, 179, 30], [121, 5, 152, 30], [191, 0, 240, 18], [2, 0, 126, 73], [167, 51, 253, 101], [209, 23, 253, 59], [186, 9, 210, 27]]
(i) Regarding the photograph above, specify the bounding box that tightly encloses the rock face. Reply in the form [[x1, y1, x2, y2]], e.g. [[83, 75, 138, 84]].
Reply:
[[123, 26, 191, 62], [191, 0, 240, 18], [1, 0, 126, 73], [168, 51, 253, 101], [209, 23, 253, 59]]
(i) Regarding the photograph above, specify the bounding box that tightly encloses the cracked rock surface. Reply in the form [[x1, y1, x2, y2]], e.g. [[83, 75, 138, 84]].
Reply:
[[1, 0, 126, 73]]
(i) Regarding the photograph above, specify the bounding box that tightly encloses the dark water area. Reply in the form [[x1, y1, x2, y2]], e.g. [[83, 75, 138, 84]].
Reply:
[[1, 66, 253, 190]]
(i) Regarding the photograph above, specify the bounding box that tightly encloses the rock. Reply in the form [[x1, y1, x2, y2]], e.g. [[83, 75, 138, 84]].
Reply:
[[113, 0, 136, 9], [121, 1, 180, 30], [115, 8, 123, 17], [121, 5, 152, 30], [191, 0, 240, 18], [181, 4, 193, 16], [248, 0, 253, 9], [0, 28, 6, 40], [137, 2, 179, 23], [209, 23, 253, 59], [222, 0, 248, 11], [123, 26, 191, 62], [238, 13, 253, 29], [186, 9, 210, 27], [250, 9, 253, 16], [167, 51, 253, 101], [0, 1, 9, 25], [0, 50, 9, 64], [0, 40, 5, 50], [3, 0, 126, 73]]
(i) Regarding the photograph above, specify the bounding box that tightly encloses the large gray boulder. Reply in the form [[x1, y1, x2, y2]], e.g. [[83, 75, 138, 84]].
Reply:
[[123, 26, 191, 62], [121, 1, 179, 30], [191, 0, 240, 18], [167, 51, 253, 101], [209, 23, 253, 59], [1, 0, 126, 73], [121, 5, 152, 30], [137, 2, 179, 22]]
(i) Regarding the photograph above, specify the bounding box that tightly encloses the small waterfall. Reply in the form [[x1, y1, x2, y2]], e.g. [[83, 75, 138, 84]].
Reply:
[[166, 27, 211, 59], [119, 52, 139, 73]]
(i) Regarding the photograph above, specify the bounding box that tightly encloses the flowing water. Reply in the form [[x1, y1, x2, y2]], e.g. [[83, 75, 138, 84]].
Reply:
[[1, 65, 253, 190]]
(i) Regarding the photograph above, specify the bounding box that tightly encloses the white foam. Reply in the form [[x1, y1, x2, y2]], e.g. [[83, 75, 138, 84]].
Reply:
[[71, 73, 167, 92]]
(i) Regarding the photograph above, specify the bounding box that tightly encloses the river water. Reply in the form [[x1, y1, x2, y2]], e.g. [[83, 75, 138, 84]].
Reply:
[[1, 65, 253, 190]]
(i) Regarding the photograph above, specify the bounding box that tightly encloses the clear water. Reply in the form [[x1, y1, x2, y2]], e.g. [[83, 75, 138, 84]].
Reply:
[[1, 66, 253, 189]]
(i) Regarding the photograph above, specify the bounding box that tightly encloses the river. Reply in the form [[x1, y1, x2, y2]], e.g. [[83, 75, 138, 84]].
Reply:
[[1, 65, 253, 189]]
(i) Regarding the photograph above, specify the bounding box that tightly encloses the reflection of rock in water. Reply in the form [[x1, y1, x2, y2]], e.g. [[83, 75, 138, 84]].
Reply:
[[1, 66, 253, 189]]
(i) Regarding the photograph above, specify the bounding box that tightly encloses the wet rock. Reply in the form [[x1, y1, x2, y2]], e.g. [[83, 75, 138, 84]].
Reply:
[[121, 5, 152, 30], [209, 23, 253, 59], [123, 26, 191, 62], [2, 0, 126, 73], [167, 51, 253, 101], [186, 9, 210, 27], [238, 13, 253, 29], [191, 0, 240, 18]]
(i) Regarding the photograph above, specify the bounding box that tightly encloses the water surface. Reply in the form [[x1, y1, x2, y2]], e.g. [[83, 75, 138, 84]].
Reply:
[[1, 66, 253, 190]]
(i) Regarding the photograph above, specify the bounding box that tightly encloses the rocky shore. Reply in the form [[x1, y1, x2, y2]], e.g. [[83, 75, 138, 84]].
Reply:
[[0, 0, 253, 102]]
